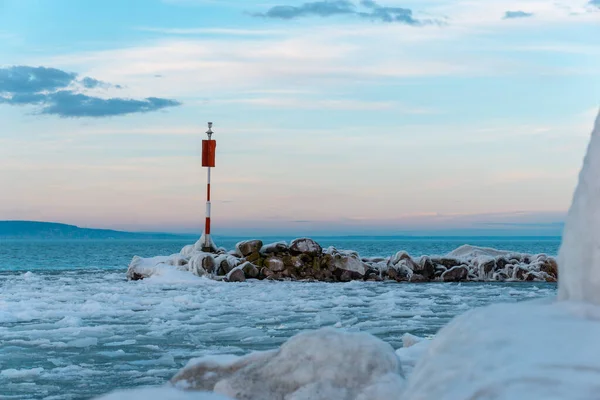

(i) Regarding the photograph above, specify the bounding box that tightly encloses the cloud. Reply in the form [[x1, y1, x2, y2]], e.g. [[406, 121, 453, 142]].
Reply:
[[252, 0, 434, 25], [0, 66, 180, 117], [503, 10, 534, 19], [80, 76, 122, 89], [0, 66, 76, 94]]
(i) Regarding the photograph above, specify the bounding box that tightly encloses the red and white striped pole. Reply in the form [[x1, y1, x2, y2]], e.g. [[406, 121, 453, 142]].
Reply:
[[202, 122, 216, 252]]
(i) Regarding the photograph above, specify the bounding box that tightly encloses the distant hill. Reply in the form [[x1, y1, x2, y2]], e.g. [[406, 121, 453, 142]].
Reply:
[[0, 221, 197, 240]]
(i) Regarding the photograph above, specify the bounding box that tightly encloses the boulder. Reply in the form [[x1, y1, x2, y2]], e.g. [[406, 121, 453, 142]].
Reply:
[[431, 257, 461, 270], [264, 256, 285, 272], [240, 262, 259, 279], [225, 267, 246, 283], [202, 328, 404, 399], [414, 257, 435, 280], [289, 238, 322, 256], [409, 274, 429, 283], [333, 255, 367, 279], [236, 240, 263, 257], [188, 253, 216, 276], [260, 241, 288, 255], [441, 266, 468, 282], [540, 258, 558, 278], [171, 351, 276, 391]]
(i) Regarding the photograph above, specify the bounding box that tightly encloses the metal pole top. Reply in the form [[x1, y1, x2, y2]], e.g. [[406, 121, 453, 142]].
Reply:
[[206, 122, 213, 139]]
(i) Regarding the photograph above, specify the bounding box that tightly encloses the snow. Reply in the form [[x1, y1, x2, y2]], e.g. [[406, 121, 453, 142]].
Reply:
[[260, 241, 288, 254], [1, 367, 44, 379], [402, 299, 600, 400], [174, 328, 406, 400], [94, 386, 232, 400], [446, 244, 514, 259], [558, 109, 600, 305]]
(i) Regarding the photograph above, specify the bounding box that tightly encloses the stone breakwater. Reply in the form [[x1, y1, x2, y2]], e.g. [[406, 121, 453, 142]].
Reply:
[[127, 237, 558, 283]]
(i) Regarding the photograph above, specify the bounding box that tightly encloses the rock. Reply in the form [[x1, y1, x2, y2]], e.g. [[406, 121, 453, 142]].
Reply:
[[441, 266, 468, 282], [225, 267, 246, 283], [171, 351, 276, 391], [244, 252, 261, 263], [264, 256, 285, 272], [214, 254, 239, 275], [289, 238, 322, 256], [414, 257, 435, 280], [540, 258, 558, 278], [480, 259, 496, 277], [513, 266, 530, 280], [240, 262, 259, 279], [333, 255, 367, 279], [206, 328, 404, 400], [260, 241, 288, 254], [236, 240, 263, 257], [260, 267, 274, 279], [409, 274, 429, 283], [188, 253, 216, 276], [387, 264, 411, 282], [432, 257, 461, 270]]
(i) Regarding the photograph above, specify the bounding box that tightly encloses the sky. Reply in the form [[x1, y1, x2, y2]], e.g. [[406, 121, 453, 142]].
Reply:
[[0, 0, 599, 236]]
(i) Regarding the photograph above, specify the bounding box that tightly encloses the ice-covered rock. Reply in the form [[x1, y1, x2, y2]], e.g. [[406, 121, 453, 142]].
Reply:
[[225, 267, 246, 282], [402, 300, 600, 400], [235, 240, 263, 258], [172, 328, 404, 400], [289, 238, 322, 256], [260, 241, 288, 254], [558, 109, 600, 304], [127, 255, 184, 280], [193, 233, 219, 253], [94, 386, 233, 400], [446, 244, 514, 260]]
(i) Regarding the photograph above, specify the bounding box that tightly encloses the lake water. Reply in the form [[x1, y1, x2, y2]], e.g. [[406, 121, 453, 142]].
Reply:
[[0, 237, 560, 399]]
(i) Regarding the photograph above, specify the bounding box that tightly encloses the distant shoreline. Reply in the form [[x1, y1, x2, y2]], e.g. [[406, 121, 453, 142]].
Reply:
[[0, 220, 563, 241]]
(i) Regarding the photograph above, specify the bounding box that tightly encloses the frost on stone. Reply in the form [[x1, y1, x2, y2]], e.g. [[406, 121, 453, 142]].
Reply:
[[172, 328, 404, 400]]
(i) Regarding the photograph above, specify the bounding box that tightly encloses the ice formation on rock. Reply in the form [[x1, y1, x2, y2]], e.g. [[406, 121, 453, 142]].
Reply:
[[171, 328, 405, 400], [95, 386, 233, 400], [127, 241, 558, 283], [558, 110, 600, 305]]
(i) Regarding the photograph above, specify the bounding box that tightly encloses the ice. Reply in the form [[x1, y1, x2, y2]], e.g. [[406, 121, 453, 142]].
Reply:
[[172, 328, 405, 400], [0, 268, 553, 399], [558, 110, 600, 305], [1, 367, 44, 379], [402, 300, 600, 399], [95, 386, 232, 400], [446, 244, 514, 259]]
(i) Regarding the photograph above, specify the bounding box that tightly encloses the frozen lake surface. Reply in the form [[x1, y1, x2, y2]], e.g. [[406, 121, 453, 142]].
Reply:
[[0, 238, 559, 399], [0, 269, 556, 399]]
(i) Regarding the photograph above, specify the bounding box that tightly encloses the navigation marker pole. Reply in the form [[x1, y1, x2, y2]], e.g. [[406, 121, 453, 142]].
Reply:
[[202, 122, 217, 252]]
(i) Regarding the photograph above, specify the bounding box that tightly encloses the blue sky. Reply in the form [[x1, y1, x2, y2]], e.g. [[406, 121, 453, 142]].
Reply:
[[0, 0, 599, 235]]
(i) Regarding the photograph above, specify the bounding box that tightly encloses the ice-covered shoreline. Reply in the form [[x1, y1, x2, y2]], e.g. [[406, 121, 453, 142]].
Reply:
[[127, 239, 558, 284]]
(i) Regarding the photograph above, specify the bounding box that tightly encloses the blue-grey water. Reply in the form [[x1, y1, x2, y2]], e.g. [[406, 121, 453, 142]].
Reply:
[[0, 237, 560, 399]]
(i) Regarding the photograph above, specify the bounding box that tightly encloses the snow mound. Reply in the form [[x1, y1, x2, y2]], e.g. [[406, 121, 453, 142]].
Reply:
[[172, 328, 405, 400], [402, 299, 600, 400], [446, 244, 514, 259], [93, 386, 233, 400], [558, 109, 600, 305]]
